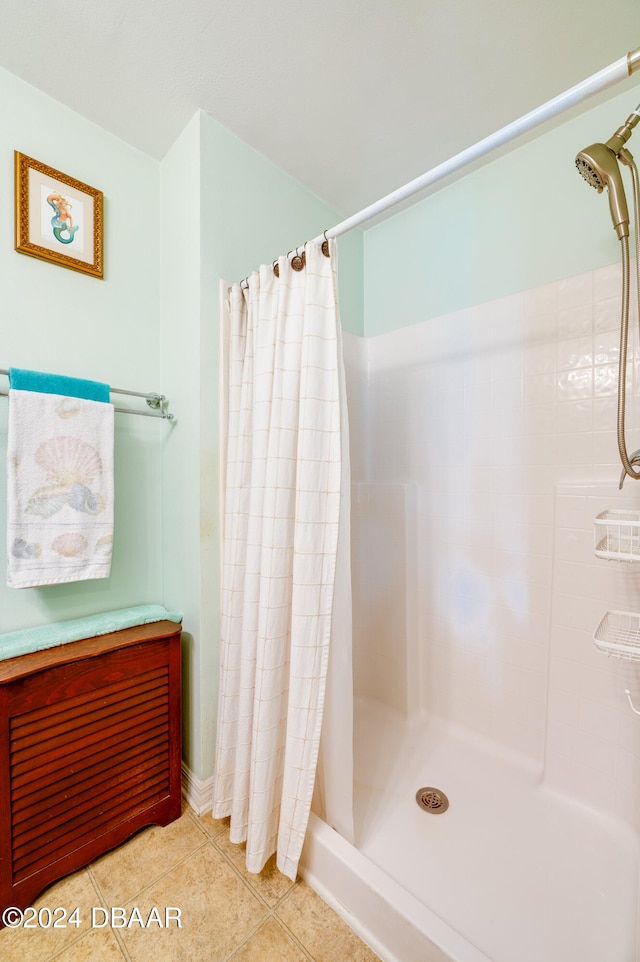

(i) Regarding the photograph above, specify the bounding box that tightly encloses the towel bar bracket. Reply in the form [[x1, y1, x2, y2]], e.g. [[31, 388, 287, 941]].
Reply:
[[144, 393, 175, 420]]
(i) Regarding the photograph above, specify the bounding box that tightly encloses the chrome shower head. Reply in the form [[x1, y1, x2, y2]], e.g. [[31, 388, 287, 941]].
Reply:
[[575, 142, 630, 239]]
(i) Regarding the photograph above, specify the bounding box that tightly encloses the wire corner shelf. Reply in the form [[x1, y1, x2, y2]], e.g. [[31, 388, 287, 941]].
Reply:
[[593, 609, 640, 662], [594, 510, 640, 562]]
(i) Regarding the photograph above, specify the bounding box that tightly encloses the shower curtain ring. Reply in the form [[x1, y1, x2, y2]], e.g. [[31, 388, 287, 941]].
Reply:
[[322, 230, 330, 257], [273, 259, 280, 278], [291, 246, 306, 271]]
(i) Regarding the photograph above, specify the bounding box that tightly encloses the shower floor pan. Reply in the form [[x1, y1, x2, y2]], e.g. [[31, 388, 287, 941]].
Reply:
[[301, 698, 639, 962]]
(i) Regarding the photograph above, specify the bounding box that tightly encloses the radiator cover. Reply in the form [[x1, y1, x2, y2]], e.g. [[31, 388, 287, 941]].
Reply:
[[0, 620, 181, 918]]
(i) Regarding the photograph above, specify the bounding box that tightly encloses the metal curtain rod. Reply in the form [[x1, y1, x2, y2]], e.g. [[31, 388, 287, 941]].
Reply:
[[0, 369, 174, 421], [310, 46, 640, 244]]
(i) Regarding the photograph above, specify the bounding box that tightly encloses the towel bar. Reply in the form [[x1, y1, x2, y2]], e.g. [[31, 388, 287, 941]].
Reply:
[[0, 369, 174, 420]]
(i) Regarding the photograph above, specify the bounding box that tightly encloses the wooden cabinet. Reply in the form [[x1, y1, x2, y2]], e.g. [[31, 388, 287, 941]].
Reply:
[[0, 620, 181, 919]]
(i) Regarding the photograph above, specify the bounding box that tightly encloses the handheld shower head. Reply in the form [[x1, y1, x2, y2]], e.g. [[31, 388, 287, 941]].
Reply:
[[575, 142, 630, 239], [575, 108, 640, 240]]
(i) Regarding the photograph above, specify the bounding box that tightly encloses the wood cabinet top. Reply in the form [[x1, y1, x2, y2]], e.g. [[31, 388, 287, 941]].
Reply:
[[0, 621, 181, 685]]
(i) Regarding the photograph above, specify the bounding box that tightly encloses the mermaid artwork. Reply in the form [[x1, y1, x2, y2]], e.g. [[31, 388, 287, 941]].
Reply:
[[46, 191, 79, 245]]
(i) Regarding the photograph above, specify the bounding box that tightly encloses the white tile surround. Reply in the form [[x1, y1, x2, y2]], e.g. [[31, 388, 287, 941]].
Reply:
[[343, 260, 640, 831]]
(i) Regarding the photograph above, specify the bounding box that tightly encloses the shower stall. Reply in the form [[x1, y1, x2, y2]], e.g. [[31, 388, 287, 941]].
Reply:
[[299, 63, 640, 962], [302, 271, 640, 962]]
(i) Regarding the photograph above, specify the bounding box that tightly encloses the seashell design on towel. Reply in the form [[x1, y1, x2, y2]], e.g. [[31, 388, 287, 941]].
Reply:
[[11, 538, 42, 559], [55, 397, 82, 419], [36, 435, 101, 485], [67, 483, 105, 515], [25, 484, 69, 517], [95, 535, 113, 556], [26, 436, 106, 518], [51, 533, 88, 557]]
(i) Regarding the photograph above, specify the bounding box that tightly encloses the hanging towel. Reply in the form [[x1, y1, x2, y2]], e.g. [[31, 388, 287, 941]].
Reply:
[[6, 368, 114, 588], [8, 367, 110, 403]]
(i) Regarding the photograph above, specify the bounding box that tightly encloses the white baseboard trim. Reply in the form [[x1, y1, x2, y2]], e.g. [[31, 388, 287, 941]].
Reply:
[[181, 762, 213, 816]]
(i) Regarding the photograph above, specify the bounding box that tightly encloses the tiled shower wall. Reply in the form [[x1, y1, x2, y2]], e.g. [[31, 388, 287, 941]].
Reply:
[[343, 261, 640, 830]]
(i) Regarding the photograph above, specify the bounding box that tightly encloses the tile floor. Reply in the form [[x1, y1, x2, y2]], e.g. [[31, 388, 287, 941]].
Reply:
[[0, 804, 382, 962]]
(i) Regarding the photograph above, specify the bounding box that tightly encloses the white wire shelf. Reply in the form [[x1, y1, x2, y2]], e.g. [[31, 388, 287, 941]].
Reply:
[[593, 610, 640, 662], [594, 510, 640, 562]]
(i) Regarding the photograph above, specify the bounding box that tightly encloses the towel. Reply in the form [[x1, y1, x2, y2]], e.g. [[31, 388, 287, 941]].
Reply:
[[7, 370, 114, 588], [8, 367, 110, 403], [0, 605, 183, 662]]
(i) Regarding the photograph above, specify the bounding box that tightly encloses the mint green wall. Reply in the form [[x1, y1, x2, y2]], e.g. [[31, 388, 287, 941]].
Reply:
[[364, 77, 640, 337], [159, 115, 203, 775], [200, 113, 364, 336], [0, 61, 362, 784], [0, 67, 164, 633], [161, 111, 364, 780]]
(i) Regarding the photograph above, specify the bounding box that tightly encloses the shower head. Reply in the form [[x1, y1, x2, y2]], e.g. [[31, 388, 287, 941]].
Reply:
[[575, 142, 630, 239], [575, 107, 640, 241]]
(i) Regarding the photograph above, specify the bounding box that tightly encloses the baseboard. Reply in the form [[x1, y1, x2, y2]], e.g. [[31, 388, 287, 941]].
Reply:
[[181, 762, 213, 816]]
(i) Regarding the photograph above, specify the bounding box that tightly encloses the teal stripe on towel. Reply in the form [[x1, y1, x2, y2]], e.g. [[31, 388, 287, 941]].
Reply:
[[9, 367, 110, 403], [0, 605, 183, 662]]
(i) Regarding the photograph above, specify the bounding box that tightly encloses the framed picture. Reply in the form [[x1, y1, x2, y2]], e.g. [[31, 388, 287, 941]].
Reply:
[[14, 152, 103, 279]]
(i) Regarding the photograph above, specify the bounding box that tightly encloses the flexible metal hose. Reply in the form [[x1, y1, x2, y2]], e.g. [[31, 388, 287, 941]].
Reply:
[[617, 153, 640, 487]]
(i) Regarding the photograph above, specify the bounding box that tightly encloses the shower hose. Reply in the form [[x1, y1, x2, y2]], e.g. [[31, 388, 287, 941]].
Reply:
[[617, 148, 640, 488]]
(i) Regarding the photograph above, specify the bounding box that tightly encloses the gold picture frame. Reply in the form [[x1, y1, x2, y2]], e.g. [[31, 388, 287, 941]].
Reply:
[[14, 152, 103, 279]]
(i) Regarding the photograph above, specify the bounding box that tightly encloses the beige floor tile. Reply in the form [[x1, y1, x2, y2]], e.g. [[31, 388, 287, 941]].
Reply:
[[0, 867, 97, 962], [89, 809, 207, 905], [277, 881, 382, 962], [214, 832, 297, 906], [50, 926, 125, 961], [192, 809, 230, 839], [119, 842, 268, 962], [228, 916, 310, 962], [0, 806, 382, 962]]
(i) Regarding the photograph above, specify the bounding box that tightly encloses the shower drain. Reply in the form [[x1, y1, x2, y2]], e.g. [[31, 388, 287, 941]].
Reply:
[[416, 787, 449, 814]]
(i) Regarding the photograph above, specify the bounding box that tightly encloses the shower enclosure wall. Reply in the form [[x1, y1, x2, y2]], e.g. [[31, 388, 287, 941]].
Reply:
[[301, 260, 640, 962]]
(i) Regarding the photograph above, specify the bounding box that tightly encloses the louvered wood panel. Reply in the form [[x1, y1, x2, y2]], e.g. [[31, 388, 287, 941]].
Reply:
[[0, 621, 181, 924]]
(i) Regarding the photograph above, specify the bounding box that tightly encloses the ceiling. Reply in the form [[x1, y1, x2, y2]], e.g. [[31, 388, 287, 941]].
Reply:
[[1, 0, 639, 218]]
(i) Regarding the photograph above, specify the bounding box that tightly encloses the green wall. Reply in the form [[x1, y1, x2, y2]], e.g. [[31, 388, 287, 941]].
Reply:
[[0, 66, 164, 632], [364, 77, 640, 337], [200, 112, 364, 336], [0, 67, 363, 785]]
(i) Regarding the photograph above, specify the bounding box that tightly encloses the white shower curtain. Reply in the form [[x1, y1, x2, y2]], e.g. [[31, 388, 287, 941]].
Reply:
[[212, 239, 353, 880]]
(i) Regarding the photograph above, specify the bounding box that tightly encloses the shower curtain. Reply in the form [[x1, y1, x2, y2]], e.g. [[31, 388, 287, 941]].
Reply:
[[212, 239, 353, 881]]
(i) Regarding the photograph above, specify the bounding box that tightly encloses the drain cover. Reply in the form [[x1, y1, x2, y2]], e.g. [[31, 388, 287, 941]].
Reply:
[[416, 787, 449, 814]]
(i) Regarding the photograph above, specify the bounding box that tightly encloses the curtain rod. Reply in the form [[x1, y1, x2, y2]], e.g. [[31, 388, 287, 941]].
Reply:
[[311, 45, 640, 244], [0, 369, 174, 420]]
